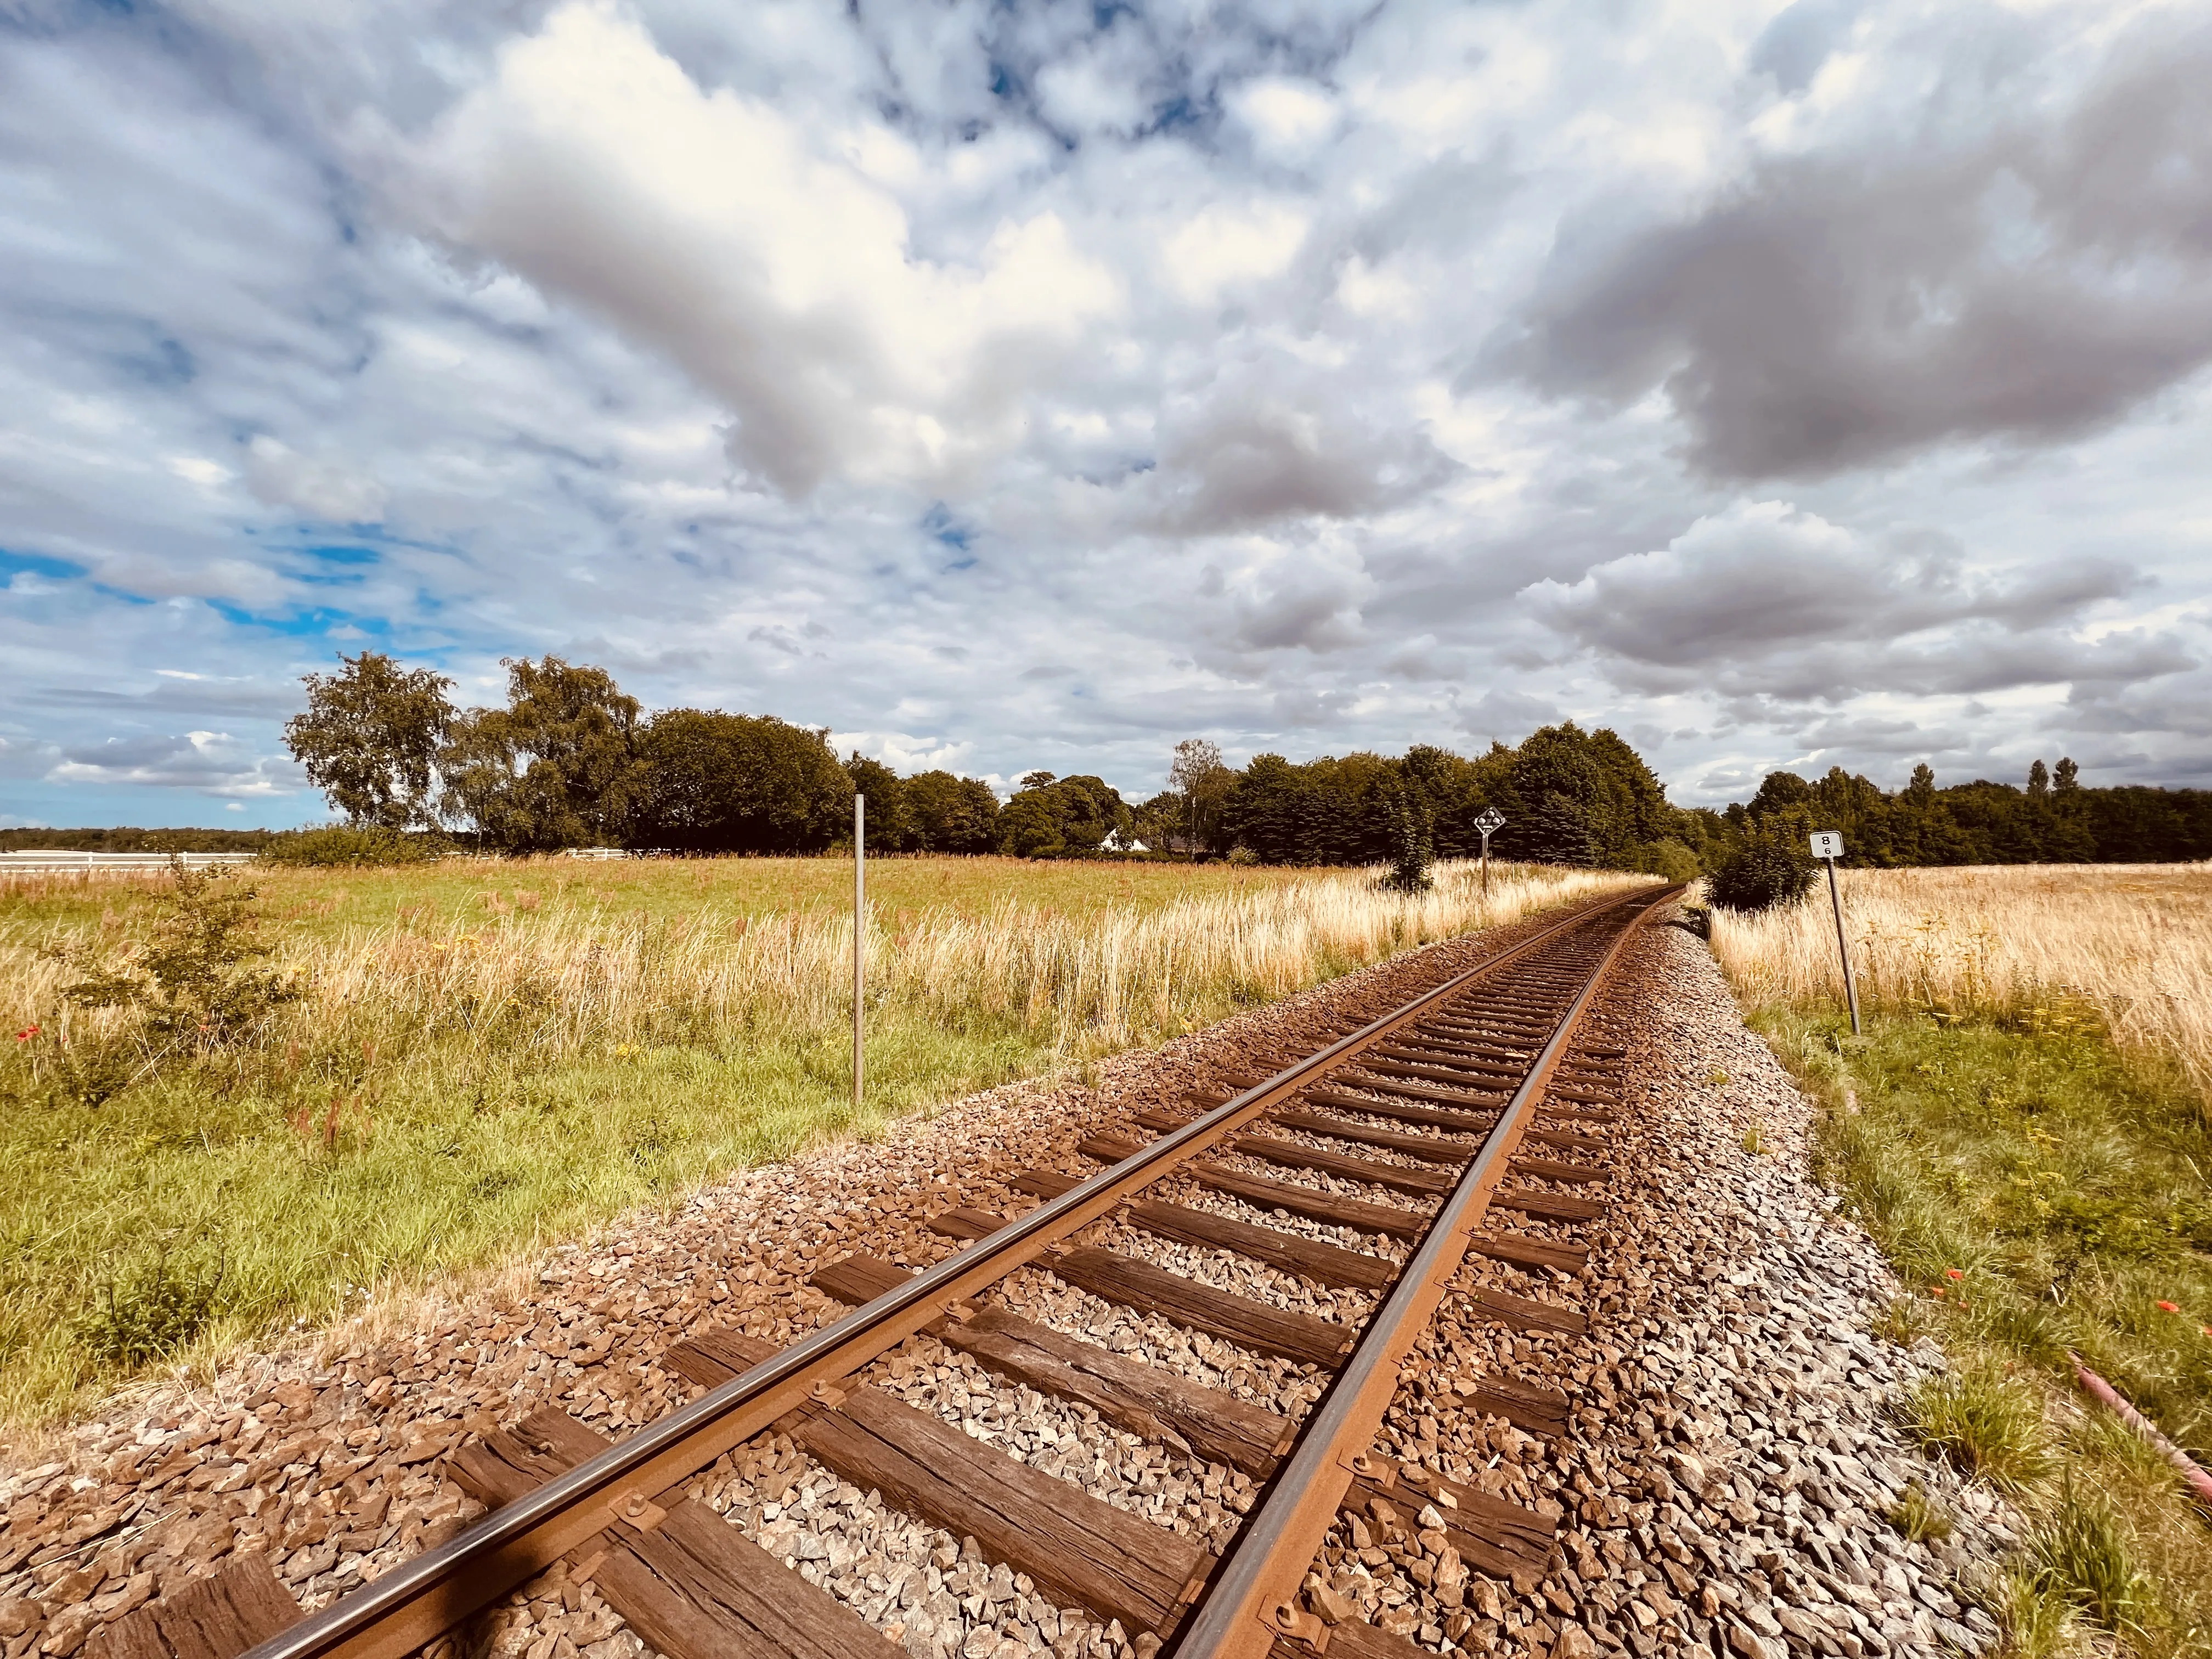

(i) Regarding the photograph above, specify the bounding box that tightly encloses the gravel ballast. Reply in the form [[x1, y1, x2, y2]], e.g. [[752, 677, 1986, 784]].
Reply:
[[0, 901, 2019, 1659]]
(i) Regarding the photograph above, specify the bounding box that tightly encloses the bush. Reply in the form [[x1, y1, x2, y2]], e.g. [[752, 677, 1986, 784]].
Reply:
[[49, 860, 300, 1065], [78, 1243, 225, 1369], [1707, 832, 1816, 911], [1383, 794, 1434, 893], [261, 825, 447, 866], [1639, 838, 1703, 883]]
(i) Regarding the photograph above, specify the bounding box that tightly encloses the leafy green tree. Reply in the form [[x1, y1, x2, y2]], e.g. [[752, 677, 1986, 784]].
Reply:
[[1383, 790, 1435, 891], [441, 657, 641, 852], [905, 772, 1001, 853], [996, 791, 1066, 857], [845, 754, 914, 851], [995, 774, 1130, 856], [1166, 738, 1235, 854], [284, 651, 454, 828], [626, 710, 849, 853], [1524, 791, 1596, 866]]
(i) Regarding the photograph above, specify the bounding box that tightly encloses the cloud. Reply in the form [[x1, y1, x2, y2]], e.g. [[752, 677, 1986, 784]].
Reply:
[[1534, 499, 2172, 701], [1498, 10, 2212, 477], [50, 731, 302, 797], [401, 1, 1121, 497], [244, 437, 390, 522]]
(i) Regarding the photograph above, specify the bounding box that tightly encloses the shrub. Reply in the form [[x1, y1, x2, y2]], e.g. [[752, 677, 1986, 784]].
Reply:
[[1640, 838, 1703, 883], [1383, 794, 1435, 893], [48, 859, 300, 1069], [261, 825, 446, 866], [1707, 831, 1816, 911], [78, 1243, 225, 1369]]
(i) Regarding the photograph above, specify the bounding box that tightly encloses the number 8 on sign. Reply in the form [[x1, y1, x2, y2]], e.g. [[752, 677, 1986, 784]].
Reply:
[[1809, 831, 1843, 860]]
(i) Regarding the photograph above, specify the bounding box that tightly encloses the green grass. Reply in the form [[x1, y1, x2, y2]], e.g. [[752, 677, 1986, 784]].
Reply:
[[0, 1005, 1045, 1428], [1747, 1003, 2212, 1659]]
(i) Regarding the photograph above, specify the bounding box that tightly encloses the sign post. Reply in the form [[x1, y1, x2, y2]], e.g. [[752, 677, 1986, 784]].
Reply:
[[854, 794, 866, 1109], [1473, 807, 1505, 898], [1810, 830, 1860, 1036]]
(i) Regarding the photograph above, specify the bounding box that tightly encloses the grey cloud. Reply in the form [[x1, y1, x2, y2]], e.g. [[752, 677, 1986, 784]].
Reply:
[[51, 731, 302, 795], [3, 0, 2209, 828], [1499, 12, 2212, 477], [1143, 392, 1458, 535], [1747, 0, 1866, 95], [1536, 500, 2155, 701], [1454, 687, 1558, 746]]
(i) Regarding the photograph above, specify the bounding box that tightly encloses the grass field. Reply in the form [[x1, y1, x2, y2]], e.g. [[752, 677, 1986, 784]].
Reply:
[[1711, 864, 2212, 1659], [0, 853, 1640, 1429]]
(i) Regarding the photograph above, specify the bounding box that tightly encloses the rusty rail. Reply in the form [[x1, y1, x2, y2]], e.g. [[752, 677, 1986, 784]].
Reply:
[[1173, 887, 1666, 1659]]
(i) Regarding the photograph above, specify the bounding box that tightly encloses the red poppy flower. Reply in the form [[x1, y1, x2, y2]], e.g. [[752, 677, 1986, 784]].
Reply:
[[13, 1025, 37, 1042], [1945, 1268, 1963, 1280], [2157, 1301, 2180, 1313]]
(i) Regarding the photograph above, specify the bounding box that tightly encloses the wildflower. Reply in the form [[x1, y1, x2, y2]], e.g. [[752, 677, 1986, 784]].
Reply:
[[2157, 1300, 2180, 1313], [14, 1024, 38, 1041], [1945, 1268, 1963, 1280]]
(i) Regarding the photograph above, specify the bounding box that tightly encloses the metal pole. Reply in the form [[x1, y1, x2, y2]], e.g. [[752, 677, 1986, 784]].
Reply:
[[854, 794, 865, 1108], [1826, 855, 1860, 1036], [1480, 832, 1491, 898]]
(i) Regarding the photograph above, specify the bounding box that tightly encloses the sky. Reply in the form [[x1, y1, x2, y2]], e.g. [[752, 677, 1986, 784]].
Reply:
[[2, 0, 2209, 830]]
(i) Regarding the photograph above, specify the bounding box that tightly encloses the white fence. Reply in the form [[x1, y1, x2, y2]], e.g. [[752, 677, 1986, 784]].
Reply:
[[0, 850, 261, 879]]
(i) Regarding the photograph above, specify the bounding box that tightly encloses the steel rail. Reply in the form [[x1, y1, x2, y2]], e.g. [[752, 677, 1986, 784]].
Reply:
[[239, 883, 1663, 1659], [1173, 884, 1678, 1659]]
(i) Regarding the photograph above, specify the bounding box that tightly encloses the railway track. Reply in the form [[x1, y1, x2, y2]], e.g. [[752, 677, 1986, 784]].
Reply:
[[111, 882, 1679, 1659]]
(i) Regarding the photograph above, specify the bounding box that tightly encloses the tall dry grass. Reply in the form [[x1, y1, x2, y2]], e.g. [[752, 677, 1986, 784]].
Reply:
[[6, 859, 1640, 1071], [1708, 862, 2212, 1097]]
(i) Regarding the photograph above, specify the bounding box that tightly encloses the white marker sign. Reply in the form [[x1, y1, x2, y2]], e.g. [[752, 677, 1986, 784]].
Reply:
[[1807, 830, 1860, 1035]]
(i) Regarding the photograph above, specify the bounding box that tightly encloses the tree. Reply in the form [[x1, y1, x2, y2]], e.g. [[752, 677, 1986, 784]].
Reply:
[[625, 710, 849, 854], [441, 657, 641, 852], [284, 651, 453, 828], [1166, 738, 1235, 855], [845, 754, 913, 851], [2028, 759, 2051, 798], [1524, 791, 1596, 866], [996, 792, 1066, 857], [905, 772, 1001, 853], [2055, 757, 2080, 793], [996, 774, 1131, 856]]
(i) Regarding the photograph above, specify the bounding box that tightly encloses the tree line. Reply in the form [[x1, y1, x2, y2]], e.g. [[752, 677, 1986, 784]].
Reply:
[[278, 650, 2212, 873], [1705, 757, 2212, 907]]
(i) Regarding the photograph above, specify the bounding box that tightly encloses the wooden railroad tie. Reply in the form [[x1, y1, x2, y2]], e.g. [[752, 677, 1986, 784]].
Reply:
[[91, 1554, 301, 1659], [805, 1253, 1287, 1476], [447, 1404, 900, 1659], [665, 1317, 1206, 1635]]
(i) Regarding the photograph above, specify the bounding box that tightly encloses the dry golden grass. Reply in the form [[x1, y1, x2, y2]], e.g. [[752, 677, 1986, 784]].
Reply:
[[7, 857, 1638, 1066], [1708, 863, 2212, 1096]]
